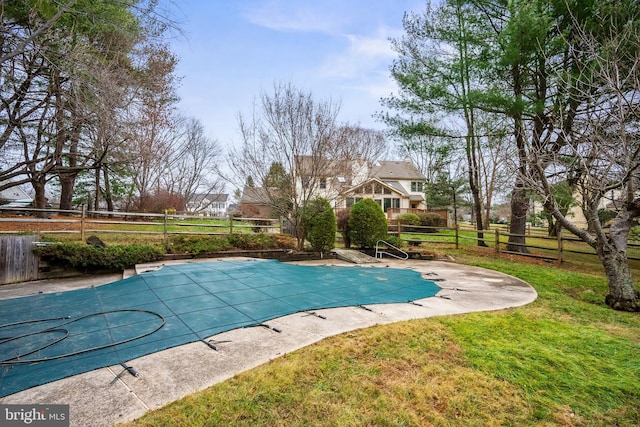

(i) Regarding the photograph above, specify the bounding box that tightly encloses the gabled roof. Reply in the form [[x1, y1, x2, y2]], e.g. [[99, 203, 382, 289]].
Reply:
[[381, 180, 408, 196], [0, 186, 31, 202], [240, 187, 269, 204], [371, 160, 426, 180], [349, 178, 406, 196]]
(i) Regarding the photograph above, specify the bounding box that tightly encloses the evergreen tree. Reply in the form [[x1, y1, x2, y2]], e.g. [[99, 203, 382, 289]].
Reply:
[[302, 198, 336, 252], [348, 199, 388, 248]]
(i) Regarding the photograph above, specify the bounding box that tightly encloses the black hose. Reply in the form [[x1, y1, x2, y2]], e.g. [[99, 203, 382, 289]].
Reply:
[[0, 309, 165, 364]]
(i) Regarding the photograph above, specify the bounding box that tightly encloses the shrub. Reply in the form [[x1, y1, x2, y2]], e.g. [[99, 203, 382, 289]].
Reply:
[[383, 235, 405, 249], [302, 198, 336, 252], [36, 242, 164, 271], [349, 199, 388, 248], [167, 234, 297, 256], [227, 233, 276, 250], [418, 212, 446, 233], [250, 219, 273, 233], [398, 213, 421, 226], [418, 212, 446, 226], [135, 191, 185, 213], [397, 213, 421, 233], [167, 235, 232, 255]]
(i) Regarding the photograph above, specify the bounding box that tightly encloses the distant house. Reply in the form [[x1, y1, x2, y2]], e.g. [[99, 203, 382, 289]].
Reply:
[[297, 157, 428, 219], [0, 186, 31, 205], [239, 187, 273, 218], [186, 193, 229, 217], [529, 188, 634, 229], [238, 158, 430, 220], [345, 159, 428, 212]]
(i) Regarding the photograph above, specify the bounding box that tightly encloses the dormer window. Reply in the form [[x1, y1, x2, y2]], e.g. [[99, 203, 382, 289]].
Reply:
[[411, 181, 424, 192]]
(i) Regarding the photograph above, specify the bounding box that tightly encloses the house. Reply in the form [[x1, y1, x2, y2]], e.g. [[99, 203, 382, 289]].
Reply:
[[0, 186, 31, 205], [298, 157, 428, 219], [186, 193, 229, 217], [239, 187, 273, 218], [237, 157, 429, 220], [529, 188, 631, 230]]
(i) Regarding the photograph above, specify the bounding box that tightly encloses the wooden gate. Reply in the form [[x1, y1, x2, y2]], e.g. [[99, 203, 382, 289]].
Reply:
[[0, 235, 39, 285]]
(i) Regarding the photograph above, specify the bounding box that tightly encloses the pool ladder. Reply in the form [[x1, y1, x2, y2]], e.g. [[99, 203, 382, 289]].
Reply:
[[375, 240, 409, 260]]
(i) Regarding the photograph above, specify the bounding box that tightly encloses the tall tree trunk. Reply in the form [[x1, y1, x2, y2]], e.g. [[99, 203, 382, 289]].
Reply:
[[507, 182, 530, 252], [601, 250, 639, 311], [506, 63, 529, 253], [455, 2, 487, 247], [103, 166, 115, 215], [600, 246, 639, 311], [31, 174, 48, 219], [547, 217, 561, 237], [58, 171, 77, 215], [58, 100, 83, 213], [600, 206, 640, 311], [466, 130, 487, 247], [94, 167, 101, 211]]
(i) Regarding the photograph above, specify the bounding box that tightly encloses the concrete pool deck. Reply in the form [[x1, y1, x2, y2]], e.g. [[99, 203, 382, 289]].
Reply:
[[0, 258, 537, 427]]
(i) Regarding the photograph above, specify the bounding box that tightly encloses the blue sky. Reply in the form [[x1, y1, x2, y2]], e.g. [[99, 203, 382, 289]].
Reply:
[[169, 0, 426, 149]]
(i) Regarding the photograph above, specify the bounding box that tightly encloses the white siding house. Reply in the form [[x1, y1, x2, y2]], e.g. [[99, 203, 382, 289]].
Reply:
[[0, 186, 31, 205], [295, 157, 427, 218], [186, 193, 229, 217]]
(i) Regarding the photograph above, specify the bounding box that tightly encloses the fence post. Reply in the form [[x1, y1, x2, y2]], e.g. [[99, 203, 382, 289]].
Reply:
[[229, 214, 233, 234], [81, 205, 86, 242], [397, 218, 401, 237], [558, 229, 563, 264], [495, 229, 500, 255], [455, 224, 459, 249], [163, 210, 168, 246]]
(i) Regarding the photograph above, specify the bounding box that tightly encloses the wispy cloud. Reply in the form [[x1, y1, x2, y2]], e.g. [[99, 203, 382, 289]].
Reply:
[[240, 0, 349, 34], [319, 29, 399, 80]]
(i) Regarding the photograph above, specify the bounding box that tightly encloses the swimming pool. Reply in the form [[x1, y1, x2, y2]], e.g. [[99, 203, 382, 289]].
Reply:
[[0, 259, 440, 397]]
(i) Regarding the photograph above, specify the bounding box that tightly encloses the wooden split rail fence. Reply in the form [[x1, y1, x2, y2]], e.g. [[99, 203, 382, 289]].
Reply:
[[389, 222, 640, 264]]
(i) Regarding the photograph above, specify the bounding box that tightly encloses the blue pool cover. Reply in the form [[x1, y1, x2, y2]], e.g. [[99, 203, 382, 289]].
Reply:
[[0, 259, 440, 397]]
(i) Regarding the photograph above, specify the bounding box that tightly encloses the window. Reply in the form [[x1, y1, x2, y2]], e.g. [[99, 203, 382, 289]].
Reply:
[[383, 198, 400, 211], [319, 178, 326, 189], [302, 176, 311, 188], [383, 186, 391, 195], [346, 197, 363, 208], [411, 181, 424, 192], [374, 183, 382, 194]]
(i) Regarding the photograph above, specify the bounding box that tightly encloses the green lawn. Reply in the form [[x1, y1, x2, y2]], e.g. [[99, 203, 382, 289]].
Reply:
[[125, 249, 640, 427]]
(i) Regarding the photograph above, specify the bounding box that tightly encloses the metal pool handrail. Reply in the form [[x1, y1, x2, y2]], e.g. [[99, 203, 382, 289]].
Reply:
[[375, 240, 409, 260]]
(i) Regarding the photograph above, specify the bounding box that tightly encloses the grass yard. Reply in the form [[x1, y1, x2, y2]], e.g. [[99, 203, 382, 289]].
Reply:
[[125, 249, 640, 427]]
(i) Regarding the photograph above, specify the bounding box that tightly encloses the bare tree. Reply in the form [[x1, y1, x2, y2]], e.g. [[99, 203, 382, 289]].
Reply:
[[163, 117, 224, 210], [0, 1, 181, 214], [476, 114, 510, 228], [229, 82, 387, 249], [334, 124, 388, 167], [124, 42, 181, 211], [525, 9, 640, 311]]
